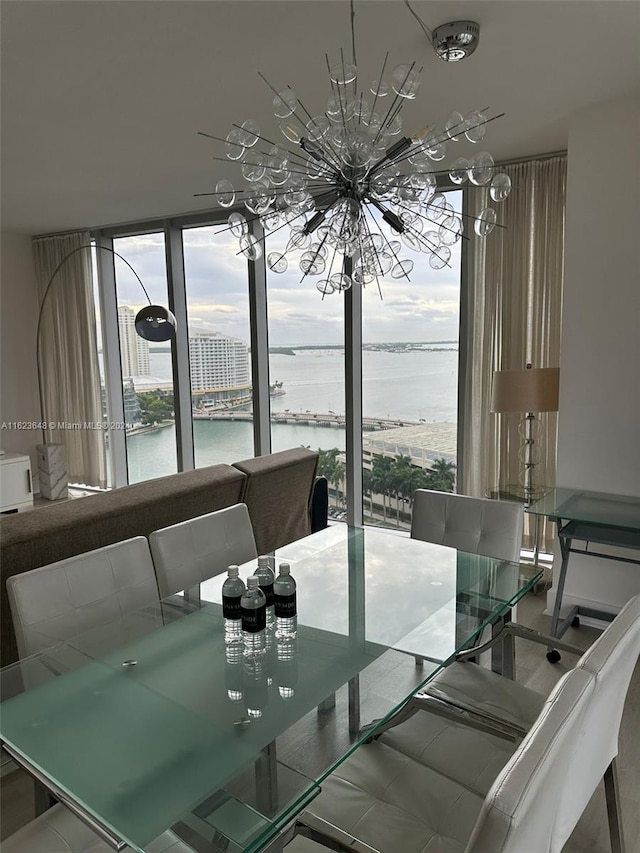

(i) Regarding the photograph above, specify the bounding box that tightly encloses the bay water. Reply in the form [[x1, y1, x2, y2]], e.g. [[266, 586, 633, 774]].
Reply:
[[126, 347, 458, 483]]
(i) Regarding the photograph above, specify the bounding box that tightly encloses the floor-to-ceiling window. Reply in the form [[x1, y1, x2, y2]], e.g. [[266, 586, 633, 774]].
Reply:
[[183, 223, 255, 467], [94, 191, 466, 508], [361, 191, 462, 530], [112, 233, 178, 483], [266, 222, 347, 515]]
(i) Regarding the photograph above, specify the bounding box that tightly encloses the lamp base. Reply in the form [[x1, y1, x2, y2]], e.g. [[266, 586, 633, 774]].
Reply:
[[510, 483, 549, 504], [36, 443, 68, 500], [486, 483, 551, 505]]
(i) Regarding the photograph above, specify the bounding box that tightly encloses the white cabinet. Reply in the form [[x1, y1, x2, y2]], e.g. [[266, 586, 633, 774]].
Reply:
[[0, 452, 34, 513]]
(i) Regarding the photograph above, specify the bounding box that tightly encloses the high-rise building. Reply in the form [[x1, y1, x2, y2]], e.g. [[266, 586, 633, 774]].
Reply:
[[189, 331, 250, 392], [117, 306, 150, 377]]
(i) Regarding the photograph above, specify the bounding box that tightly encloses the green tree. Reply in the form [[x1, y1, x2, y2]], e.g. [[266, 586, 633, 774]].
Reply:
[[317, 448, 345, 506], [137, 392, 174, 426], [390, 454, 420, 526], [371, 454, 394, 523], [426, 458, 457, 492]]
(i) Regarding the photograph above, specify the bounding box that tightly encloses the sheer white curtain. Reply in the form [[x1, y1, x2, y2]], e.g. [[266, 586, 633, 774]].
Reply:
[[33, 232, 106, 488], [460, 156, 566, 550]]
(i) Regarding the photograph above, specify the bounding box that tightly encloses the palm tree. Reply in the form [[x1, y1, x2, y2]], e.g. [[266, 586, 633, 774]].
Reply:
[[426, 458, 457, 492], [371, 454, 393, 523], [317, 447, 345, 507], [391, 454, 414, 526], [333, 460, 346, 507]]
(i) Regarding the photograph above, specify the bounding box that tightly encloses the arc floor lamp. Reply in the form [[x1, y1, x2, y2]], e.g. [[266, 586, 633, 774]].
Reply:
[[36, 244, 177, 499]]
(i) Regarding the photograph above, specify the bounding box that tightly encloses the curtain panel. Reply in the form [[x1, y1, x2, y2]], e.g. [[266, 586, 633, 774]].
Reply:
[[460, 156, 566, 551], [33, 233, 107, 488]]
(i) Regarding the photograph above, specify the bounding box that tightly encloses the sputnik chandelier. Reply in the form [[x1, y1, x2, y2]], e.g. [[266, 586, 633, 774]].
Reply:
[[198, 29, 510, 297]]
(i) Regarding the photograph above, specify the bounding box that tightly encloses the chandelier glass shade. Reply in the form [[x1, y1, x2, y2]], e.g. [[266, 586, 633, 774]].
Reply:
[[200, 56, 510, 297]]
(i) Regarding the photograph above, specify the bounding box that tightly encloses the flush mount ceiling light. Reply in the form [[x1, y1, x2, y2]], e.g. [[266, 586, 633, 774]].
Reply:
[[432, 21, 480, 62]]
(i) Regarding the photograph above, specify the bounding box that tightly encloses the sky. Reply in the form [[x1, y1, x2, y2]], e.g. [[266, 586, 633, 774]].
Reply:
[[106, 191, 462, 348]]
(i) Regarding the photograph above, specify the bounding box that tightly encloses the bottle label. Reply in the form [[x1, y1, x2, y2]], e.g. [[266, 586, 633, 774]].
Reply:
[[258, 581, 274, 607], [242, 606, 266, 633], [222, 593, 242, 620], [274, 592, 296, 617]]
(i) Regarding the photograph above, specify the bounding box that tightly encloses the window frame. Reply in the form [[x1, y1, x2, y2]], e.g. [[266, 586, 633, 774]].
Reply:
[[93, 177, 466, 510]]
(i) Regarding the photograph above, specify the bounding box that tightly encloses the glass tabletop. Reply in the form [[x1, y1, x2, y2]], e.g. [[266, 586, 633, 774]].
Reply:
[[0, 525, 541, 853], [527, 487, 640, 532]]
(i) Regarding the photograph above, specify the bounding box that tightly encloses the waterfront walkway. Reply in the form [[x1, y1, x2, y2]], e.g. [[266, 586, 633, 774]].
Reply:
[[192, 410, 416, 430]]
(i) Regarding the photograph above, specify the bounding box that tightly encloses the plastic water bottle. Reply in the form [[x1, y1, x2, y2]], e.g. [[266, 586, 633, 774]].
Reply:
[[273, 562, 297, 640], [254, 555, 275, 630], [222, 565, 245, 645], [241, 576, 266, 657]]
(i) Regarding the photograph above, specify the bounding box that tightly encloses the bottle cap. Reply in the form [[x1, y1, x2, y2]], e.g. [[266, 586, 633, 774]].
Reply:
[[279, 562, 291, 575], [247, 576, 259, 589], [228, 565, 239, 577], [257, 555, 269, 567]]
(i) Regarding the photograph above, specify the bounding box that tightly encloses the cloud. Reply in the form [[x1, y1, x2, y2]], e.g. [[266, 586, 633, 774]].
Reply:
[[99, 190, 465, 346]]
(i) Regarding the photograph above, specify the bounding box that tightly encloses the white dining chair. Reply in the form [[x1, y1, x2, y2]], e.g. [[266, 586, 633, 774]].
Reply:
[[1, 804, 196, 852], [299, 593, 640, 853], [410, 489, 524, 669], [411, 489, 524, 563], [149, 502, 257, 597], [412, 592, 640, 743], [6, 537, 160, 659], [1, 800, 339, 853]]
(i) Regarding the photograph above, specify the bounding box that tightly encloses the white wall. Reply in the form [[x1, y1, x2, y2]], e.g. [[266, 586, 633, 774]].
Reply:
[[0, 231, 41, 472], [550, 95, 640, 614]]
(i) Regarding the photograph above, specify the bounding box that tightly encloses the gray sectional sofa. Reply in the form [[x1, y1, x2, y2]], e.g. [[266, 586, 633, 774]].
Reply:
[[0, 447, 318, 665]]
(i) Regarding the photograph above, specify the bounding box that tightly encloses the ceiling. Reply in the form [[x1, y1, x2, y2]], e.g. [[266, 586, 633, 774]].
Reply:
[[2, 1, 639, 235]]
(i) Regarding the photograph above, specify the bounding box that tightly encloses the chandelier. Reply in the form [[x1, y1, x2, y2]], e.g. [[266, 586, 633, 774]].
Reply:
[[198, 54, 510, 297]]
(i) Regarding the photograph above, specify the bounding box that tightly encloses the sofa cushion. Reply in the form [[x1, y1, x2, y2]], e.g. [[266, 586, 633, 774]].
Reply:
[[234, 447, 318, 554]]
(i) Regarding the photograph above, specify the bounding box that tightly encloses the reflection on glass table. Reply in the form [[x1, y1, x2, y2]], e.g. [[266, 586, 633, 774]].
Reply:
[[0, 525, 541, 853]]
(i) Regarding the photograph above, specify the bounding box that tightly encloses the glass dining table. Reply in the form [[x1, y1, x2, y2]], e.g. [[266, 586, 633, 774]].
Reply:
[[0, 524, 541, 853]]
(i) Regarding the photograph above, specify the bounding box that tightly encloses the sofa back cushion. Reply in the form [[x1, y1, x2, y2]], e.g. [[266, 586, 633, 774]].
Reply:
[[234, 448, 319, 554]]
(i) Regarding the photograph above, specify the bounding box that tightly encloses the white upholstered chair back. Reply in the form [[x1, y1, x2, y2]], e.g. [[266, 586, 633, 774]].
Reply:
[[467, 667, 595, 852], [149, 502, 257, 597], [558, 593, 640, 841], [411, 490, 524, 563], [6, 537, 159, 658], [468, 594, 640, 852]]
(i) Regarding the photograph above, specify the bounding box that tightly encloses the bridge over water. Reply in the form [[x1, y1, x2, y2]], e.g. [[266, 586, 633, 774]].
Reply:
[[192, 410, 418, 431]]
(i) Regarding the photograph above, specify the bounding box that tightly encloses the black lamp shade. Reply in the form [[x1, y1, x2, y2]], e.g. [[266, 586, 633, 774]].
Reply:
[[134, 305, 177, 342]]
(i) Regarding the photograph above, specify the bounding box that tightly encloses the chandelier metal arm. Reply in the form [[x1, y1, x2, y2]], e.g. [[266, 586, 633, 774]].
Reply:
[[298, 225, 333, 286], [380, 111, 505, 176], [361, 202, 407, 281], [258, 71, 345, 172], [368, 51, 389, 124], [228, 122, 325, 173], [371, 61, 417, 147]]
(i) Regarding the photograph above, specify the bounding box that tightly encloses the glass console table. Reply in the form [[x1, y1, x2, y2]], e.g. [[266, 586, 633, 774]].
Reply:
[[0, 525, 541, 853], [527, 488, 640, 661]]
